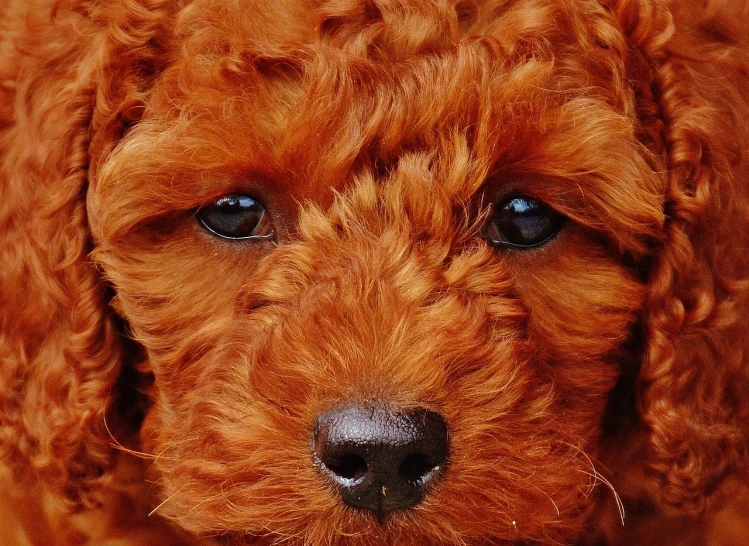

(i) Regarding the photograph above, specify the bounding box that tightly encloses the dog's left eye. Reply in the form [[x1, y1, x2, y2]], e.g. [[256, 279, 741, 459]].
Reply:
[[484, 197, 565, 248], [197, 195, 273, 240]]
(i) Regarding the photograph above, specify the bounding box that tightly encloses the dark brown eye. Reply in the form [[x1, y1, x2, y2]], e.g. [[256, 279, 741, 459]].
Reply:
[[197, 195, 273, 240], [485, 197, 565, 248]]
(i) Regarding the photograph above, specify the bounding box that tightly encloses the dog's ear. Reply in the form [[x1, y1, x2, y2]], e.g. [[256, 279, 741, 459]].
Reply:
[[0, 1, 173, 507], [612, 0, 749, 514]]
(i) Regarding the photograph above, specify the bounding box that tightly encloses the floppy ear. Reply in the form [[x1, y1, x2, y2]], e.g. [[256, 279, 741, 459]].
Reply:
[[613, 0, 749, 514], [0, 0, 173, 508]]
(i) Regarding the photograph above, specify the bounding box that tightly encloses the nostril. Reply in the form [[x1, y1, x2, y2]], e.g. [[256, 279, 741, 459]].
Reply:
[[313, 405, 449, 514], [399, 453, 439, 484], [323, 453, 368, 483]]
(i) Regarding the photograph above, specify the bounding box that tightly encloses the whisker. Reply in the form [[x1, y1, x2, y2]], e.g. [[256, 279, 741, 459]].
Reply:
[[187, 487, 223, 514], [102, 395, 160, 460], [570, 444, 625, 526], [149, 485, 186, 517], [578, 467, 625, 526]]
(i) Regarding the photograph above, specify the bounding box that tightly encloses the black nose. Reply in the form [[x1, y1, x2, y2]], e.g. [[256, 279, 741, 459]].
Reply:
[[313, 405, 449, 515]]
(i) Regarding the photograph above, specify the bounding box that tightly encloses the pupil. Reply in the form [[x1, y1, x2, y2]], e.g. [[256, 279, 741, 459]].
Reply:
[[200, 195, 266, 238], [501, 198, 546, 243], [484, 195, 564, 249], [212, 197, 263, 232], [494, 197, 559, 246]]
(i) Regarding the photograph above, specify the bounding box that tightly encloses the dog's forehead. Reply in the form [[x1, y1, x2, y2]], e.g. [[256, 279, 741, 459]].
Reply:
[[166, 0, 626, 163], [156, 0, 627, 167]]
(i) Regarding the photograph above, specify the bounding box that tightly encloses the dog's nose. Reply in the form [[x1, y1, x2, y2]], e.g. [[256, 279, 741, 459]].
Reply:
[[313, 405, 449, 515]]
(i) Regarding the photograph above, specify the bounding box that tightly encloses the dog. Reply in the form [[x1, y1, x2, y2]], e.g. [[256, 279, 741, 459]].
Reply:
[[1, 0, 747, 544]]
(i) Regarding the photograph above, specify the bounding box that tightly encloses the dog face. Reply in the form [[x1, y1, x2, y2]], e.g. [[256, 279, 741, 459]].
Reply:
[[86, 0, 665, 543], [4, 0, 748, 545]]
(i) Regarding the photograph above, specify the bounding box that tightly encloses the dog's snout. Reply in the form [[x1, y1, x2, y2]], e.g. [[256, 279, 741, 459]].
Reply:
[[313, 405, 448, 515]]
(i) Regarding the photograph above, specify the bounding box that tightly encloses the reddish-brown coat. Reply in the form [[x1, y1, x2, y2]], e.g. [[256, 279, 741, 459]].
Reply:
[[1, 0, 747, 544]]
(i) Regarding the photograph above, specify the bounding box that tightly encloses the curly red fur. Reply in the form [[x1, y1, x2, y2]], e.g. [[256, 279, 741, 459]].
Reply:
[[633, 0, 749, 513], [1, 0, 747, 545]]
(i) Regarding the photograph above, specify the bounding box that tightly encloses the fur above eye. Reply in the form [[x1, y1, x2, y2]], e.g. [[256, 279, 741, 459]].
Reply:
[[484, 197, 566, 248], [197, 195, 273, 240]]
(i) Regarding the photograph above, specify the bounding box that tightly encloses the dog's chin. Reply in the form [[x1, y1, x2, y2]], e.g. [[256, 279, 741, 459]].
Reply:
[[166, 502, 598, 546]]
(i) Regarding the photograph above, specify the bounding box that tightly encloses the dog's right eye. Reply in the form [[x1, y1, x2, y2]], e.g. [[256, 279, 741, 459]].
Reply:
[[197, 195, 274, 240], [484, 196, 565, 248]]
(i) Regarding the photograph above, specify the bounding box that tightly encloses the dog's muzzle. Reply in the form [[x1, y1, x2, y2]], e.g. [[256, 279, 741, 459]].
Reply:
[[313, 405, 449, 515]]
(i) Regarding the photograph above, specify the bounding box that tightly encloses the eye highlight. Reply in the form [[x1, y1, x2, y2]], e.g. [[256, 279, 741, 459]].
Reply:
[[484, 197, 565, 248], [197, 195, 273, 240]]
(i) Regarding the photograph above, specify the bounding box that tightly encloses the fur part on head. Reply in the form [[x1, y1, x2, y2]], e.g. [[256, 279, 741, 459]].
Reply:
[[1, 0, 747, 544]]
